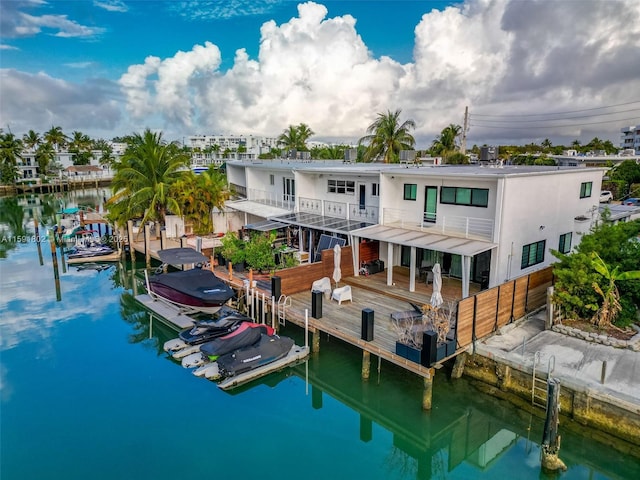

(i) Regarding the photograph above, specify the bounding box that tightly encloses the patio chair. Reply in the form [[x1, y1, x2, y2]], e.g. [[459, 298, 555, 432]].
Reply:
[[331, 285, 352, 305], [311, 277, 332, 299]]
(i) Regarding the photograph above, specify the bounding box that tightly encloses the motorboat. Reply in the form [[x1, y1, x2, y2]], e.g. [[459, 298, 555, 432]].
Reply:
[[67, 244, 115, 259], [145, 248, 235, 315], [181, 322, 274, 368], [216, 334, 295, 378], [163, 307, 251, 357]]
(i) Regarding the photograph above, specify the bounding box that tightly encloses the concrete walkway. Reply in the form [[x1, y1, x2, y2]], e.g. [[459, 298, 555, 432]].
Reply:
[[474, 308, 640, 413]]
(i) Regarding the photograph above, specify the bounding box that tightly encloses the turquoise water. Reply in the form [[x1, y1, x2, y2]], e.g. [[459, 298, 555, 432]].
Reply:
[[1, 193, 639, 479]]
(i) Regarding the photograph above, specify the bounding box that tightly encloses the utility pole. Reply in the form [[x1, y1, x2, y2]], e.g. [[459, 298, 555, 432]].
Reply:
[[461, 106, 469, 155]]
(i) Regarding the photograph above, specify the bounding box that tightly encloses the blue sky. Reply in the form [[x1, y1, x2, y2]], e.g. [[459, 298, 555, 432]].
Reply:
[[1, 0, 639, 148]]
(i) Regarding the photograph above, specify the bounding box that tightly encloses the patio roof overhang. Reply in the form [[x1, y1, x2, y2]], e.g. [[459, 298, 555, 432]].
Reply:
[[244, 219, 288, 232], [270, 212, 375, 236], [350, 224, 497, 257], [226, 200, 292, 218]]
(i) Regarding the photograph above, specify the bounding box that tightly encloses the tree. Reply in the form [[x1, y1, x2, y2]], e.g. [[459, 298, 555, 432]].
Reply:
[[171, 167, 230, 235], [278, 123, 315, 155], [358, 109, 416, 163], [0, 130, 23, 184], [244, 231, 277, 272], [68, 131, 92, 165], [107, 129, 189, 229], [43, 126, 67, 152], [93, 139, 115, 168], [22, 130, 41, 151], [610, 160, 640, 196], [35, 142, 55, 176], [431, 124, 462, 161], [446, 152, 470, 164], [541, 138, 552, 152]]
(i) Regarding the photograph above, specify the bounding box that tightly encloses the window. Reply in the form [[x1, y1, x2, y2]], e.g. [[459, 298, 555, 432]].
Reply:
[[403, 184, 417, 201], [558, 233, 572, 254], [328, 179, 355, 194], [372, 183, 379, 196], [440, 186, 489, 207], [580, 181, 592, 198], [521, 240, 546, 269], [269, 174, 274, 185]]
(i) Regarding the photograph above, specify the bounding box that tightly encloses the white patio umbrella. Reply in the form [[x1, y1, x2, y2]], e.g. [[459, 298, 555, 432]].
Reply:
[[332, 243, 342, 287], [430, 263, 443, 309]]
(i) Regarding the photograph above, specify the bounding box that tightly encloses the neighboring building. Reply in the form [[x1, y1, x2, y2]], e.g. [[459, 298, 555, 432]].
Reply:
[[621, 125, 640, 155], [551, 153, 640, 167], [223, 159, 607, 299]]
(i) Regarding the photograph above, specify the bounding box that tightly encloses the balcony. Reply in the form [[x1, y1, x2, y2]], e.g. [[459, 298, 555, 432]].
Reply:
[[383, 208, 494, 241], [246, 187, 295, 210], [299, 196, 379, 221]]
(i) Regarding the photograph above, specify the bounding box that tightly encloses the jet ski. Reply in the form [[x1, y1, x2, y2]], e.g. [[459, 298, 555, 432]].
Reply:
[[163, 308, 251, 358], [216, 334, 295, 378], [181, 322, 274, 368]]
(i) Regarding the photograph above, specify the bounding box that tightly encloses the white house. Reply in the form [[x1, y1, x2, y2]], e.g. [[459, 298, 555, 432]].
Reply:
[[223, 159, 606, 298], [621, 125, 640, 155]]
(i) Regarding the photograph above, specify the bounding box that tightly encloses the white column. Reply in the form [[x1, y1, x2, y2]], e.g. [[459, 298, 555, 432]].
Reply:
[[462, 255, 471, 298], [386, 242, 394, 286], [352, 235, 360, 277], [409, 246, 416, 292]]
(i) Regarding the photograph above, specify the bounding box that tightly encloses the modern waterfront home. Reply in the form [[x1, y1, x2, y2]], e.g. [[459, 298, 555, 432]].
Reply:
[[223, 160, 606, 299]]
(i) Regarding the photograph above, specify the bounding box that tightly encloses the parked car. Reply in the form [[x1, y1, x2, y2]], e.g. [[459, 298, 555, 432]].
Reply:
[[623, 197, 640, 206], [599, 190, 613, 203]]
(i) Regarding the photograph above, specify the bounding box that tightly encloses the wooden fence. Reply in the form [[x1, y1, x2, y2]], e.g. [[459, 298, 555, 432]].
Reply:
[[276, 245, 354, 296], [456, 266, 553, 349]]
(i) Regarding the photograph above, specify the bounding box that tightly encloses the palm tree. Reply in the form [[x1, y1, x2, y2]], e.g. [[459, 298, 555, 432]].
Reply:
[[431, 124, 462, 160], [358, 109, 416, 163], [278, 123, 315, 156], [22, 130, 41, 151], [541, 138, 552, 152], [296, 123, 314, 150], [107, 129, 189, 229], [69, 131, 93, 165], [0, 130, 23, 185], [35, 142, 55, 177], [44, 126, 67, 152], [94, 139, 115, 168]]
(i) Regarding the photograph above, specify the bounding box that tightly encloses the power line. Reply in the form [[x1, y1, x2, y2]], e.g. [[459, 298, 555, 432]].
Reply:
[[469, 117, 639, 130], [470, 108, 640, 123], [471, 100, 640, 118]]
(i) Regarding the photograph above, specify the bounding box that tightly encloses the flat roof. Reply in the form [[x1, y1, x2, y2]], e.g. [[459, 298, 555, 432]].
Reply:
[[226, 199, 292, 218], [270, 212, 375, 235]]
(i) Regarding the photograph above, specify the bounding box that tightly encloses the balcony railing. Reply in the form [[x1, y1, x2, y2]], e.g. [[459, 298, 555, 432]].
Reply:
[[298, 197, 379, 221], [383, 208, 494, 241], [244, 187, 295, 210]]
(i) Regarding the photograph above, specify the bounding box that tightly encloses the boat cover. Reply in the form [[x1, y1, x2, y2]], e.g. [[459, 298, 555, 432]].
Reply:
[[157, 248, 209, 265], [200, 323, 271, 358], [149, 268, 234, 304], [217, 334, 295, 377]]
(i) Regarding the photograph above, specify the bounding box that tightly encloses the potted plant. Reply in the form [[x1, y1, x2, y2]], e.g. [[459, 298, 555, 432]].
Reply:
[[244, 231, 277, 273], [391, 312, 422, 363]]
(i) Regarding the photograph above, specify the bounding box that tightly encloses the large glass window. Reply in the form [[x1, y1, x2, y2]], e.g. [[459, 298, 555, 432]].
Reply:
[[521, 240, 546, 269], [558, 232, 572, 254], [440, 186, 489, 207], [580, 181, 592, 198], [403, 184, 417, 201]]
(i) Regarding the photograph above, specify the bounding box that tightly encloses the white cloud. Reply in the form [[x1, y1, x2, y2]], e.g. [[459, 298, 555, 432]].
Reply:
[[169, 0, 281, 21], [94, 0, 129, 13]]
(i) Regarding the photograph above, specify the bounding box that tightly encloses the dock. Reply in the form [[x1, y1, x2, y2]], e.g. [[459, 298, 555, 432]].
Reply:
[[134, 293, 196, 329]]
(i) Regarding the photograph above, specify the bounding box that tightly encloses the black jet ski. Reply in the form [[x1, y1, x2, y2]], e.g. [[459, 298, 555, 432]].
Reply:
[[217, 334, 295, 378]]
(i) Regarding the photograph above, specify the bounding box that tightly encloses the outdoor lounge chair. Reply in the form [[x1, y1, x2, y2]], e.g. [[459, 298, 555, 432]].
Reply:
[[331, 285, 352, 305], [311, 277, 332, 299], [390, 302, 424, 322]]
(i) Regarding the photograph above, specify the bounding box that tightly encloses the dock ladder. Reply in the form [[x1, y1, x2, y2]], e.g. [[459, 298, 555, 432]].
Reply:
[[277, 294, 291, 326], [532, 352, 556, 409]]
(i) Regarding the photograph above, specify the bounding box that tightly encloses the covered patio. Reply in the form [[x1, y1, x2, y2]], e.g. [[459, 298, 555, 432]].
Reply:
[[350, 224, 497, 299]]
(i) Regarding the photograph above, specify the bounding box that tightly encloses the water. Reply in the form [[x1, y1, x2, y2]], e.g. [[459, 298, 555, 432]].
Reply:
[[1, 192, 639, 480]]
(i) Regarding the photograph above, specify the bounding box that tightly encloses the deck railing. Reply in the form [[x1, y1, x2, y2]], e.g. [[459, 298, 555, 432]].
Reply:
[[298, 197, 379, 221], [246, 187, 295, 210], [383, 208, 494, 241]]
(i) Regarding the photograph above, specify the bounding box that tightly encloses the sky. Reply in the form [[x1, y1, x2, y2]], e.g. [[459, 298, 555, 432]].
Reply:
[[1, 0, 640, 150]]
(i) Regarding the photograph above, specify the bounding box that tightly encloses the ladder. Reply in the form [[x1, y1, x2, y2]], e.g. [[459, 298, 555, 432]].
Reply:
[[277, 294, 291, 326], [532, 352, 556, 409]]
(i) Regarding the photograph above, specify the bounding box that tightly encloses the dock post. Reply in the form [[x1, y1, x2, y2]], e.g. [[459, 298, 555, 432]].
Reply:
[[34, 217, 44, 266], [49, 234, 61, 302], [144, 223, 151, 268], [541, 378, 567, 472], [422, 369, 435, 410], [312, 330, 320, 353], [451, 352, 467, 379], [160, 228, 167, 251], [361, 350, 371, 380]]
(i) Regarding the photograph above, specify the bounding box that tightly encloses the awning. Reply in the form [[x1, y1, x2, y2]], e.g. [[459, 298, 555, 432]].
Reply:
[[244, 219, 288, 232], [270, 212, 375, 235], [350, 224, 497, 257], [226, 200, 292, 218]]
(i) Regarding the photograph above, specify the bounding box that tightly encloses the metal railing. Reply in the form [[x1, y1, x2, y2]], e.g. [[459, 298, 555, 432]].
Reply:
[[298, 197, 379, 221], [383, 207, 494, 241], [246, 187, 295, 209]]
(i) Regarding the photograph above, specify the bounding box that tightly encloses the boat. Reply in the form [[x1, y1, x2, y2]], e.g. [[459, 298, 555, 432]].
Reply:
[[217, 334, 295, 379], [181, 322, 274, 368], [163, 307, 251, 357], [67, 244, 115, 259], [145, 248, 235, 315]]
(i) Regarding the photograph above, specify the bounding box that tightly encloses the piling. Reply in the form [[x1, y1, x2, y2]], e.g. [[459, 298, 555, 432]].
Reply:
[[422, 369, 435, 410], [49, 234, 61, 302], [34, 217, 44, 266], [144, 223, 151, 268], [361, 350, 371, 380], [541, 378, 567, 472]]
